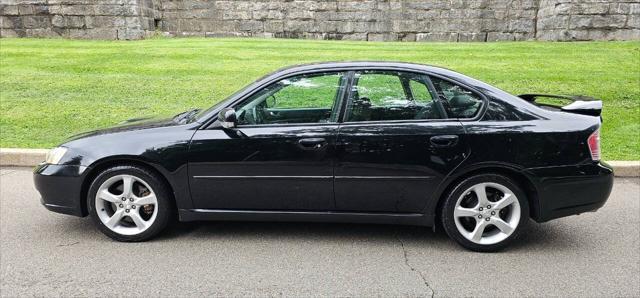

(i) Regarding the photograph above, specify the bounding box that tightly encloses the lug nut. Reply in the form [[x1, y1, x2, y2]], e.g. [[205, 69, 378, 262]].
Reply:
[[132, 205, 136, 209], [118, 204, 123, 208], [129, 198, 134, 202], [121, 197, 126, 201], [479, 207, 483, 211], [491, 211, 496, 215], [485, 218, 490, 221], [487, 205, 491, 209], [125, 209, 130, 213], [478, 215, 483, 219]]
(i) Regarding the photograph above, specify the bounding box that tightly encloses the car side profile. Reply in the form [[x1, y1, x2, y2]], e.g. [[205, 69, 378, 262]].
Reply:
[[34, 62, 613, 252]]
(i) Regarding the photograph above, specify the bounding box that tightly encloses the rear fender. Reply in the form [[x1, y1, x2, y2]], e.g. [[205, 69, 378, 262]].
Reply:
[[423, 162, 541, 227]]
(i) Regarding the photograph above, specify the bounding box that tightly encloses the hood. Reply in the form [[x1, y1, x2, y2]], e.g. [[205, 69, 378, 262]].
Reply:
[[63, 116, 179, 144]]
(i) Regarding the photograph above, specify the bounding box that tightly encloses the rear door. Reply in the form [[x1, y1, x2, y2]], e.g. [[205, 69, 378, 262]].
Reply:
[[333, 70, 471, 213]]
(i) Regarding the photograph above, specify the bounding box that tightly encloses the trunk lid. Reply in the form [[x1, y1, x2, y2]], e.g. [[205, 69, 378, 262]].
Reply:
[[518, 94, 602, 117]]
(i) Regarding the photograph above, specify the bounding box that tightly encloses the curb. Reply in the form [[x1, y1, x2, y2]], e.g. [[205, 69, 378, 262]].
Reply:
[[0, 148, 48, 168], [1, 148, 638, 177], [606, 161, 640, 178]]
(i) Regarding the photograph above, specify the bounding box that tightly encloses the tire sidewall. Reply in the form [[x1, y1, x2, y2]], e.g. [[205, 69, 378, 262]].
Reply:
[[441, 174, 529, 252], [88, 165, 173, 242]]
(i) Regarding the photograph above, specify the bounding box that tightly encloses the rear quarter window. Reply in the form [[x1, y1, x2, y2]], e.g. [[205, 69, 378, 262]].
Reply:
[[429, 76, 483, 118]]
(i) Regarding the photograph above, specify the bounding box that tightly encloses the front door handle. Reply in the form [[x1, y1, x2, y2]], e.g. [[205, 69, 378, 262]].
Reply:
[[298, 138, 327, 150], [430, 135, 459, 148]]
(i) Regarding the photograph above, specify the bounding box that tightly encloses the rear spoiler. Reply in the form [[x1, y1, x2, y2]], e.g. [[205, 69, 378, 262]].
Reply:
[[517, 94, 602, 117]]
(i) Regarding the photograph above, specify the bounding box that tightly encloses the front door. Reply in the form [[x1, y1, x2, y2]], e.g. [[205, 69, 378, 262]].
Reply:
[[188, 71, 348, 211], [334, 70, 478, 213]]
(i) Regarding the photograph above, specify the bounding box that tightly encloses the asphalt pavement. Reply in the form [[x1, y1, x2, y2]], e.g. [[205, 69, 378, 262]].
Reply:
[[1, 167, 638, 297]]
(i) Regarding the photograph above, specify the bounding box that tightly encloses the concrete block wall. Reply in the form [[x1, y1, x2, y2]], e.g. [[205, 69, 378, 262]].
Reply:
[[1, 0, 639, 41]]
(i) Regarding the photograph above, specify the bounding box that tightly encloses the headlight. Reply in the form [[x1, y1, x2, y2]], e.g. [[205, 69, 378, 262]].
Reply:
[[45, 147, 68, 165]]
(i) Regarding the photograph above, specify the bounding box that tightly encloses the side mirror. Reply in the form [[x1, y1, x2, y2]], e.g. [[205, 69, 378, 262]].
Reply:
[[218, 108, 237, 129], [266, 95, 277, 108]]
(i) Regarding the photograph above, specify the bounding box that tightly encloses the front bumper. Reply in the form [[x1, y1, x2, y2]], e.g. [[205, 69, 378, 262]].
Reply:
[[33, 163, 89, 217], [527, 161, 614, 222]]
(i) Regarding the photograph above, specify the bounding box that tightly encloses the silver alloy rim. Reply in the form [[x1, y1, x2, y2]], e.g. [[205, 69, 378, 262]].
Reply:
[[95, 174, 158, 236], [453, 182, 521, 245]]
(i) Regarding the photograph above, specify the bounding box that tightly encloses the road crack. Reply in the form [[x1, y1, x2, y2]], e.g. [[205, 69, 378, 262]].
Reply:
[[57, 241, 80, 247], [396, 235, 435, 298]]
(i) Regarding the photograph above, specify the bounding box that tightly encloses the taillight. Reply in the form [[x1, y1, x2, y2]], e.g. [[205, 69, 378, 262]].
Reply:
[[587, 128, 601, 161]]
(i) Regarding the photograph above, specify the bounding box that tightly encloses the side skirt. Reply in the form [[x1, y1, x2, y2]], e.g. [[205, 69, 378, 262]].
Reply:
[[178, 209, 431, 226]]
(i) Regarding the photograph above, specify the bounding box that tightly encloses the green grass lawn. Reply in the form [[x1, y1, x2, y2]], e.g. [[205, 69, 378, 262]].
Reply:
[[1, 38, 638, 160]]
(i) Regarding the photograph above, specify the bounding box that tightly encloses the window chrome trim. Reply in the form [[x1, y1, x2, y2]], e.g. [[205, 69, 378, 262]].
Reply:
[[336, 118, 461, 126], [235, 122, 341, 129]]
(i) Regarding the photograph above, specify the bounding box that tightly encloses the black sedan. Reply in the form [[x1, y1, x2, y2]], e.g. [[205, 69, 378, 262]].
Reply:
[[34, 62, 613, 252]]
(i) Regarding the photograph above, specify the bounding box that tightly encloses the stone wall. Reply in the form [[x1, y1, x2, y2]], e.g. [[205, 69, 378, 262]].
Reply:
[[537, 0, 639, 40], [159, 0, 540, 42], [1, 0, 638, 41], [0, 0, 161, 39]]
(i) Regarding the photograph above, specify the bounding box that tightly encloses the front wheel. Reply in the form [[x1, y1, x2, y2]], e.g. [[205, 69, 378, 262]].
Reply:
[[441, 174, 529, 252], [88, 165, 174, 242]]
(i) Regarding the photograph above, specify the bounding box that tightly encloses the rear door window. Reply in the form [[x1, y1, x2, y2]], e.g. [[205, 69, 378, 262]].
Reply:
[[409, 79, 433, 104], [345, 71, 443, 122]]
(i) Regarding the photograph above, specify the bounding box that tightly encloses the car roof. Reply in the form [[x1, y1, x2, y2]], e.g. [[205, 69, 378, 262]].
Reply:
[[270, 61, 455, 76], [261, 61, 502, 92], [259, 61, 552, 118], [195, 61, 553, 124]]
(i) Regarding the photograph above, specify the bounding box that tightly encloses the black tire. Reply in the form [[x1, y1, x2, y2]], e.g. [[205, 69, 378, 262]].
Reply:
[[87, 165, 174, 242], [441, 173, 529, 252]]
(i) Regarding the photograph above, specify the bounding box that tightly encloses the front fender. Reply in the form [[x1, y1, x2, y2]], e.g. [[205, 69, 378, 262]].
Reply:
[[81, 155, 194, 213], [53, 124, 199, 216]]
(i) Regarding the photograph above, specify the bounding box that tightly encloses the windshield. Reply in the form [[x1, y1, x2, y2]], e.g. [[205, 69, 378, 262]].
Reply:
[[193, 100, 226, 122], [194, 74, 273, 121]]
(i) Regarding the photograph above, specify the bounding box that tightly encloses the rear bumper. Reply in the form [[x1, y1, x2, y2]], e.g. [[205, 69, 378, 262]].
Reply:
[[527, 161, 614, 222], [33, 163, 88, 217]]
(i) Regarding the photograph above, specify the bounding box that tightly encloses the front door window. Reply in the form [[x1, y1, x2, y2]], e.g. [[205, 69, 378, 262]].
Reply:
[[236, 72, 346, 125]]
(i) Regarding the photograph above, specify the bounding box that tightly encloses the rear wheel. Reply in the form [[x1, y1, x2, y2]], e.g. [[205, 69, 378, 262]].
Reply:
[[88, 165, 173, 242], [441, 174, 529, 252]]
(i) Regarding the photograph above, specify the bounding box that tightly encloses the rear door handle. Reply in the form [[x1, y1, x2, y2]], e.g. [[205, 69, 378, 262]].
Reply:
[[430, 135, 459, 148], [298, 138, 327, 150]]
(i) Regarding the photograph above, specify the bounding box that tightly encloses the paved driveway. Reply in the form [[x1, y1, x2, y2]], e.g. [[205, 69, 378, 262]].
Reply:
[[1, 167, 638, 297]]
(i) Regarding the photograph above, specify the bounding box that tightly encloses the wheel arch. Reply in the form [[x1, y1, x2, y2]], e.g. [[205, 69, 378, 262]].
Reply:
[[429, 164, 541, 227], [79, 156, 178, 217]]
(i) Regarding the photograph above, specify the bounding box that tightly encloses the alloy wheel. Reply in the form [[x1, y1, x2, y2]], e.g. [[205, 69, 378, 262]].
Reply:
[[95, 174, 158, 236], [453, 182, 521, 245]]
